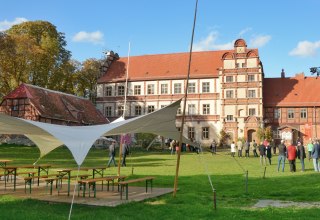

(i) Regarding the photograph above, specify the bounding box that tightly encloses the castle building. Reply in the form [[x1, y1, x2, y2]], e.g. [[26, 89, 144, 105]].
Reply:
[[96, 39, 264, 145]]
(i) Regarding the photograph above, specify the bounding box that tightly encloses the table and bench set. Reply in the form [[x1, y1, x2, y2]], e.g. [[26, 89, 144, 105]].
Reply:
[[0, 159, 155, 200]]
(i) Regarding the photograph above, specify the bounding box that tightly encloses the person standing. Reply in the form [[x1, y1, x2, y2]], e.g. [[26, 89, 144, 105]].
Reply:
[[259, 141, 267, 166], [210, 140, 217, 155], [252, 140, 258, 157], [121, 140, 129, 167], [297, 142, 306, 172], [107, 141, 117, 167], [307, 139, 314, 161], [271, 139, 276, 155], [244, 140, 250, 158], [266, 144, 272, 165], [231, 141, 236, 157], [170, 140, 176, 155], [311, 140, 320, 172], [237, 139, 243, 157], [287, 141, 297, 172], [277, 140, 287, 172]]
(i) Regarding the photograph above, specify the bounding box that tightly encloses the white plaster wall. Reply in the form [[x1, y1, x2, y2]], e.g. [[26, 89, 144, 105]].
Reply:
[[237, 88, 247, 98], [97, 84, 103, 97], [247, 58, 257, 68], [224, 60, 235, 69]]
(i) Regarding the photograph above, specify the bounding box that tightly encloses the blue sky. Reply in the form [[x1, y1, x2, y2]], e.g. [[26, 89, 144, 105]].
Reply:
[[1, 0, 320, 78]]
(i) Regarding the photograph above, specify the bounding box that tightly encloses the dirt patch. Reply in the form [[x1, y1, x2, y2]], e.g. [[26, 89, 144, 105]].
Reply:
[[253, 199, 320, 208]]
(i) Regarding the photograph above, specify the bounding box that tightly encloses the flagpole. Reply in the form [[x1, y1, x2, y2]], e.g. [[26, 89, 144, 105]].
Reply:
[[173, 0, 198, 197]]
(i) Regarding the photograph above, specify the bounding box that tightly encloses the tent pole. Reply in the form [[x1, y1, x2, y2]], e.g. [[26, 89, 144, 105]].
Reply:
[[117, 140, 123, 176], [173, 0, 198, 197]]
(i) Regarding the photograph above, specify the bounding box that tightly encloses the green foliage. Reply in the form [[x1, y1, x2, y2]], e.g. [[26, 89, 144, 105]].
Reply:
[[218, 129, 231, 147], [1, 145, 320, 219], [135, 133, 157, 148], [257, 126, 273, 142]]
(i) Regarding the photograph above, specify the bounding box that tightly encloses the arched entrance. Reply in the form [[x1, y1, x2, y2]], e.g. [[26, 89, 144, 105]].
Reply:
[[247, 129, 256, 142]]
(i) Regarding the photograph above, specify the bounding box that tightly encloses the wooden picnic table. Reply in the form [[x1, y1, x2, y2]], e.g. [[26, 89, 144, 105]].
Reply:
[[33, 164, 52, 186], [82, 166, 106, 178], [2, 165, 35, 191], [0, 159, 12, 168], [56, 168, 90, 196]]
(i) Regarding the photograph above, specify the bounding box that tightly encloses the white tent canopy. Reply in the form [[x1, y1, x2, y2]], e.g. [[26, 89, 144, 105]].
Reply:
[[0, 99, 193, 165]]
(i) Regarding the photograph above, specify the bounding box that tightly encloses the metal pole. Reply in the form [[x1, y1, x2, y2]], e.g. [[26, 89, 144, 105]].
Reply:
[[245, 170, 248, 194], [213, 190, 217, 210], [173, 0, 199, 198]]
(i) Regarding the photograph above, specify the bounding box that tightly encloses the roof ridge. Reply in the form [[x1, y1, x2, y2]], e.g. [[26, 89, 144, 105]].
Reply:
[[23, 83, 88, 100]]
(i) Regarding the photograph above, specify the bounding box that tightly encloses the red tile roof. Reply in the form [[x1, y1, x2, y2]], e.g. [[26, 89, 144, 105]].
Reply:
[[263, 74, 320, 107], [97, 50, 232, 83], [3, 84, 108, 125]]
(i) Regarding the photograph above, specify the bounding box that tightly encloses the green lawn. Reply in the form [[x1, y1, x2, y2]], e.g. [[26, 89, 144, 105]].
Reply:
[[1, 144, 320, 220]]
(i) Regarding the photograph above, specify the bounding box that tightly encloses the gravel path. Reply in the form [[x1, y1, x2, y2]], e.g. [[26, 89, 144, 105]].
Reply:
[[253, 200, 320, 208]]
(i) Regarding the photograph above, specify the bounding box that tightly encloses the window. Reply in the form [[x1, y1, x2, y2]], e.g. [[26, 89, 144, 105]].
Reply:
[[203, 104, 210, 115], [135, 105, 142, 115], [147, 105, 155, 113], [248, 90, 256, 98], [177, 107, 182, 115], [12, 105, 19, 111], [118, 105, 124, 116], [105, 86, 112, 96], [202, 82, 210, 93], [202, 127, 209, 139], [249, 108, 256, 116], [273, 130, 281, 139], [226, 115, 233, 121], [241, 63, 246, 68], [226, 90, 234, 98], [301, 108, 307, 119], [236, 63, 240, 68], [105, 106, 112, 117], [248, 75, 255, 82], [288, 109, 294, 119], [118, 85, 125, 96], [161, 84, 168, 94], [174, 83, 181, 94], [188, 104, 196, 115], [147, 84, 154, 95], [226, 76, 233, 83], [274, 108, 281, 119], [188, 82, 196, 93], [134, 85, 141, 95], [188, 127, 195, 140]]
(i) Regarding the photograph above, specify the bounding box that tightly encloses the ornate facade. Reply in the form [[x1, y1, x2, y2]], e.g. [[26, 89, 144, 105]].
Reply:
[[96, 39, 264, 145]]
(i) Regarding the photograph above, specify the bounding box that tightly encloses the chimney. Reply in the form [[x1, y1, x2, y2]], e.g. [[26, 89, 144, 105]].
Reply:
[[281, 69, 285, 78], [100, 50, 120, 76]]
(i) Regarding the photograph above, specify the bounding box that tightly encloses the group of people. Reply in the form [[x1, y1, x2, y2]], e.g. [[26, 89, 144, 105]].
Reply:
[[107, 140, 130, 167], [229, 137, 320, 173]]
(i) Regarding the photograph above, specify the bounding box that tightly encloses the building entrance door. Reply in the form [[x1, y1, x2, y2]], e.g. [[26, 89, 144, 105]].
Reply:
[[247, 129, 256, 142]]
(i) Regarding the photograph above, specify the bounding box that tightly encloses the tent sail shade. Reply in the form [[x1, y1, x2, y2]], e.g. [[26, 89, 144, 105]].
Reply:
[[0, 113, 64, 157], [0, 99, 193, 165]]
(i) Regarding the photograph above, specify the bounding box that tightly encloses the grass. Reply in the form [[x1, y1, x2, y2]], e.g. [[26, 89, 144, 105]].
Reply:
[[1, 143, 320, 219]]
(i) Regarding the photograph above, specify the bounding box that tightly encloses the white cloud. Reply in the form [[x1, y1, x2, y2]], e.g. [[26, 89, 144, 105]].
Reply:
[[238, 27, 252, 37], [193, 31, 234, 51], [289, 40, 320, 57], [72, 31, 104, 45], [0, 17, 28, 31], [249, 35, 271, 47]]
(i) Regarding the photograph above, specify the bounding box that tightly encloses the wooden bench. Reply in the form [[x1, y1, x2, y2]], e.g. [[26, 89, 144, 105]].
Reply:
[[118, 176, 155, 200], [78, 175, 126, 198]]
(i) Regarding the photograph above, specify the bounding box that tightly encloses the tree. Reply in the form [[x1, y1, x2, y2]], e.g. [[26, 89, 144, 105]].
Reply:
[[0, 20, 72, 100], [257, 126, 273, 142], [218, 129, 231, 148], [75, 59, 102, 102]]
